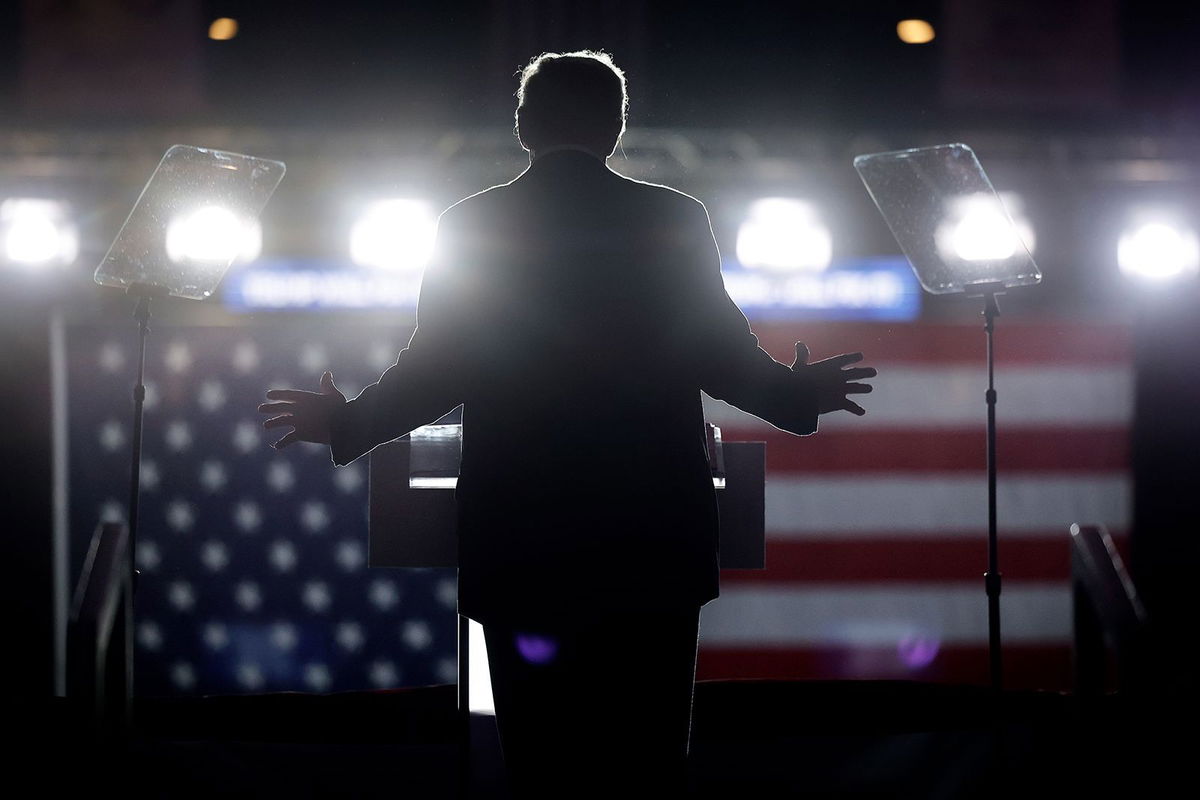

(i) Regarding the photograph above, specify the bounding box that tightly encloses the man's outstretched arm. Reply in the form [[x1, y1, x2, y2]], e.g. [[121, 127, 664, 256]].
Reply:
[[686, 200, 875, 434], [259, 212, 471, 464]]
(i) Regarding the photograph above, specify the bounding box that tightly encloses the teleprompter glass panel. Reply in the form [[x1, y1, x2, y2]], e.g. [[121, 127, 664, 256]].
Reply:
[[95, 145, 286, 300], [854, 143, 1041, 295]]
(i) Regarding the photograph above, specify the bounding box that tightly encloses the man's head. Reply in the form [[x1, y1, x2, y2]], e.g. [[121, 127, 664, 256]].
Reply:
[[515, 50, 628, 159]]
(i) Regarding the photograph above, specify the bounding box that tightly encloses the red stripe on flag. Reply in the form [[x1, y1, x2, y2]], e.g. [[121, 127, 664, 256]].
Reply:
[[723, 428, 1131, 473], [696, 643, 1075, 691], [721, 534, 1130, 584], [748, 321, 1131, 366], [722, 536, 1118, 584]]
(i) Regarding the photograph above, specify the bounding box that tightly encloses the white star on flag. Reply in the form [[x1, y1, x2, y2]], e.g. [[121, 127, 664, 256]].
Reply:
[[304, 663, 332, 692], [232, 341, 260, 374], [165, 499, 196, 532], [436, 657, 459, 684], [232, 420, 262, 454], [266, 461, 295, 492], [164, 341, 193, 374], [236, 663, 265, 690], [98, 420, 125, 452], [233, 500, 263, 533], [200, 541, 230, 572], [140, 460, 160, 491], [368, 660, 399, 688], [197, 380, 228, 412], [164, 420, 193, 452], [334, 540, 364, 571], [332, 463, 364, 494], [170, 662, 197, 690], [270, 622, 299, 651], [268, 540, 298, 572], [203, 622, 230, 651], [435, 578, 457, 609], [98, 342, 126, 372], [199, 460, 228, 492], [368, 579, 400, 611], [401, 620, 433, 651], [336, 621, 366, 652], [298, 343, 329, 374], [234, 581, 263, 612], [167, 580, 196, 611], [299, 500, 330, 532], [136, 540, 161, 571], [98, 499, 124, 523], [137, 620, 164, 651], [367, 341, 399, 372], [302, 581, 332, 613]]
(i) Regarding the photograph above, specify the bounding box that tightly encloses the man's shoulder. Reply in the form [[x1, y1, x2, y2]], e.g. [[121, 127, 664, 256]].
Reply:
[[608, 169, 707, 215], [438, 177, 520, 224]]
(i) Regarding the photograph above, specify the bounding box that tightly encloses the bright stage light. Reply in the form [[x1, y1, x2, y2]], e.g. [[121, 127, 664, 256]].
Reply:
[[209, 18, 238, 41], [1, 198, 78, 267], [736, 198, 832, 272], [350, 199, 438, 271], [1118, 220, 1200, 281], [937, 192, 1035, 264], [165, 205, 261, 265], [897, 19, 936, 45]]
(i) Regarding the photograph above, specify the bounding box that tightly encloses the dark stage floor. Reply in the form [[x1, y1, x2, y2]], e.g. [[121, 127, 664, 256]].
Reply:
[[10, 679, 1186, 797]]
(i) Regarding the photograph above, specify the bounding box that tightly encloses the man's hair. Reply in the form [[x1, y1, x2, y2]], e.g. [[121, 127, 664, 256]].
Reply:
[[515, 50, 628, 155]]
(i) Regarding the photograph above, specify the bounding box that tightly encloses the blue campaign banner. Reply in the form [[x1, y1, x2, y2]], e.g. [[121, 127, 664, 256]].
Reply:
[[222, 260, 424, 312], [223, 256, 920, 321], [721, 256, 921, 321]]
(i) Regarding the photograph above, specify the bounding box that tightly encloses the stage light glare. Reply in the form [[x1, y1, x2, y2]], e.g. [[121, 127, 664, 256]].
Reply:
[[897, 19, 935, 44], [166, 205, 260, 265], [350, 199, 438, 271], [468, 620, 495, 714], [1, 198, 78, 267], [209, 18, 238, 41], [736, 198, 832, 272], [1118, 221, 1200, 281], [937, 192, 1035, 264]]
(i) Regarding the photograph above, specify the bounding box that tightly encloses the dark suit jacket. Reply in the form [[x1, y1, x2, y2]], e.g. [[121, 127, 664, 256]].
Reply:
[[329, 148, 819, 626]]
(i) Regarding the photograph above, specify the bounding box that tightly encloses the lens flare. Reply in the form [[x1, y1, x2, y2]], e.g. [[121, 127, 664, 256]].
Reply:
[[897, 634, 940, 669], [515, 633, 559, 665]]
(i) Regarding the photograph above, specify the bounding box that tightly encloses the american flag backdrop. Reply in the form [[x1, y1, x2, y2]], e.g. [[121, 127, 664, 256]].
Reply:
[[67, 318, 1131, 695], [68, 323, 461, 696], [697, 320, 1132, 689]]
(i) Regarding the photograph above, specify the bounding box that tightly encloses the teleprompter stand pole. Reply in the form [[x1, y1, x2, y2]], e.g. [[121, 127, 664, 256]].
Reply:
[[126, 284, 169, 595], [974, 283, 1005, 694]]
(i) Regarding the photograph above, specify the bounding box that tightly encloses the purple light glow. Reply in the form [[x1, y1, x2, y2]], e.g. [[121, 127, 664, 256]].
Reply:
[[515, 633, 559, 665], [897, 634, 940, 669]]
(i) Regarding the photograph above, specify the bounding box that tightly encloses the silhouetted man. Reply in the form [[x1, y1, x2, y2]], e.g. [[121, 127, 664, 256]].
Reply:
[[260, 50, 874, 797]]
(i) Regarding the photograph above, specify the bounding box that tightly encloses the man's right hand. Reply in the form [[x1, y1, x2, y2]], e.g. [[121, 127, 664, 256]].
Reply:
[[257, 371, 347, 449], [790, 342, 876, 417]]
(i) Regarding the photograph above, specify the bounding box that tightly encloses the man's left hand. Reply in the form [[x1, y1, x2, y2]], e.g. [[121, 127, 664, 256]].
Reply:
[[791, 342, 877, 417]]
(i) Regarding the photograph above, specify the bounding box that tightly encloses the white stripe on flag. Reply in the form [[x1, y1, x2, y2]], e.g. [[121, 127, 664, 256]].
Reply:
[[699, 584, 1070, 646], [704, 365, 1132, 430], [764, 474, 1130, 537]]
